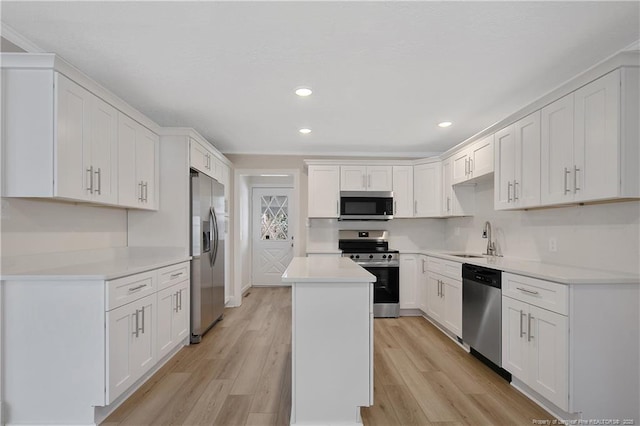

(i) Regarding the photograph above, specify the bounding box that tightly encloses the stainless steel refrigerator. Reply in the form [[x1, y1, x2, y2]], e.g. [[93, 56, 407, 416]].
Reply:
[[190, 169, 225, 343]]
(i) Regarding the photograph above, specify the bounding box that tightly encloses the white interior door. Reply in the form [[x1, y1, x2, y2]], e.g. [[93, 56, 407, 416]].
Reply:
[[252, 187, 294, 286]]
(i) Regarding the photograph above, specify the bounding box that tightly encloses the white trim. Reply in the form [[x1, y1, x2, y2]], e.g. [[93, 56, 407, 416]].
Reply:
[[303, 157, 441, 167], [623, 39, 640, 52], [222, 150, 439, 158], [233, 168, 301, 305], [0, 23, 44, 53], [158, 127, 232, 166]]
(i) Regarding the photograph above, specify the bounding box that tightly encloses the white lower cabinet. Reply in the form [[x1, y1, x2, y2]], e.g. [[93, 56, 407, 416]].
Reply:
[[157, 280, 190, 361], [502, 294, 568, 410], [418, 255, 429, 313], [107, 293, 156, 404], [424, 256, 462, 337], [399, 254, 418, 309]]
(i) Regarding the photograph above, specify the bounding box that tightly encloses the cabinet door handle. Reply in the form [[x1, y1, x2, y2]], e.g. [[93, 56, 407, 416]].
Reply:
[[94, 168, 101, 195], [441, 281, 445, 298], [513, 180, 518, 201], [516, 287, 539, 295], [362, 174, 366, 189], [507, 181, 512, 202], [527, 313, 534, 342], [179, 289, 182, 311], [394, 201, 397, 215], [421, 258, 426, 273], [465, 158, 468, 176], [132, 310, 139, 338], [574, 166, 580, 193], [368, 174, 371, 188], [414, 200, 417, 215], [519, 310, 526, 338], [174, 291, 180, 312], [436, 280, 440, 297], [564, 168, 571, 194], [140, 306, 145, 334], [469, 158, 473, 174], [144, 182, 149, 202], [86, 166, 94, 194], [336, 200, 339, 216], [446, 196, 450, 213], [138, 181, 144, 201]]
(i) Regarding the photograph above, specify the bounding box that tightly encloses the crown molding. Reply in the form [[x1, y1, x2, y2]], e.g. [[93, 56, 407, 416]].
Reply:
[[0, 22, 44, 53]]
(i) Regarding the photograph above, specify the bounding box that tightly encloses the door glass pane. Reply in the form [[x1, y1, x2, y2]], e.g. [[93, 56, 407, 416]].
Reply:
[[260, 195, 288, 241]]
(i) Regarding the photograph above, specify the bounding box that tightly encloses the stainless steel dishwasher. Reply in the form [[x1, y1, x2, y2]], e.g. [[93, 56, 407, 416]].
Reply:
[[462, 264, 505, 374]]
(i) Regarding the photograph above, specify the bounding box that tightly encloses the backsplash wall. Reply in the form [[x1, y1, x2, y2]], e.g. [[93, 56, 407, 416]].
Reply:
[[1, 198, 127, 257], [445, 178, 640, 275]]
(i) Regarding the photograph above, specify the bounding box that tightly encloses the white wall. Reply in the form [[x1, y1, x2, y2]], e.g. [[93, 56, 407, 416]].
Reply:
[[0, 198, 127, 257], [445, 178, 640, 275]]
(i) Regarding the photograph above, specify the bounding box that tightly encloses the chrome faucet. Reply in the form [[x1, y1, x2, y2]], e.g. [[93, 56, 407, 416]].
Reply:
[[482, 221, 497, 256]]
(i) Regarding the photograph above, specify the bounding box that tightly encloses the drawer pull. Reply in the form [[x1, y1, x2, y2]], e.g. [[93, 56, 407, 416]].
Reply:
[[128, 284, 147, 292], [516, 287, 539, 295], [170, 272, 183, 279]]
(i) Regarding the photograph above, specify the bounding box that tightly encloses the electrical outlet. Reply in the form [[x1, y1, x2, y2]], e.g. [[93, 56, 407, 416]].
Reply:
[[548, 237, 557, 252]]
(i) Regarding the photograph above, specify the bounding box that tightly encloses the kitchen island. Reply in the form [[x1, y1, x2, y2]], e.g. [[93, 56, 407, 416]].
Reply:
[[282, 257, 376, 426]]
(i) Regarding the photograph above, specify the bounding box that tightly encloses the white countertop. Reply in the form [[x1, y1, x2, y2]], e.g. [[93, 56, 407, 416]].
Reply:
[[282, 257, 376, 283], [1, 247, 191, 281], [420, 251, 639, 285]]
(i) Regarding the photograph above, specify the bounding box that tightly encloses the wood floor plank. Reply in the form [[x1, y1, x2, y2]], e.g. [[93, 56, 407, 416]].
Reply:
[[230, 337, 272, 395], [213, 394, 252, 426], [180, 379, 233, 425], [118, 372, 191, 426], [360, 380, 402, 426], [249, 343, 290, 413], [384, 384, 433, 425], [245, 412, 277, 426]]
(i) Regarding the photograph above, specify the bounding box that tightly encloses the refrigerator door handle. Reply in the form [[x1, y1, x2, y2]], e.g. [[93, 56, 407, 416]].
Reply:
[[210, 207, 219, 267]]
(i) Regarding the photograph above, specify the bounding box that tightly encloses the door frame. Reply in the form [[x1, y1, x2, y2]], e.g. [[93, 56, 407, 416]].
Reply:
[[232, 168, 301, 307]]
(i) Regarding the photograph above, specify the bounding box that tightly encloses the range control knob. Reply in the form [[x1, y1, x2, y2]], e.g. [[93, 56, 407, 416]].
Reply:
[[388, 254, 393, 259], [382, 255, 387, 259], [350, 255, 355, 259], [369, 255, 374, 259], [355, 255, 360, 259]]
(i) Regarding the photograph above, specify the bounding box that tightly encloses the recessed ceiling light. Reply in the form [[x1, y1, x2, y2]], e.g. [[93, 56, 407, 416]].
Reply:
[[438, 121, 453, 128], [299, 128, 312, 134], [295, 87, 313, 97]]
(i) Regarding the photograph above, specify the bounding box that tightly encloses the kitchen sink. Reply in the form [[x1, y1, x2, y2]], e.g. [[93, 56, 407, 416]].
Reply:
[[447, 253, 485, 258]]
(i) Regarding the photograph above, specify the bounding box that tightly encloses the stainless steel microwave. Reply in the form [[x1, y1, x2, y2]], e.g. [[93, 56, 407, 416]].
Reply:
[[339, 191, 394, 221]]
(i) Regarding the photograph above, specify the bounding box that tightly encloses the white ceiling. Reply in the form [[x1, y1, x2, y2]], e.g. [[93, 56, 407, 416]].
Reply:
[[2, 1, 639, 157]]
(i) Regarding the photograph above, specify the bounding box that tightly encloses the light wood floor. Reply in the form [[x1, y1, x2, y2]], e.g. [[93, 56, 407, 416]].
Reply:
[[103, 287, 552, 426]]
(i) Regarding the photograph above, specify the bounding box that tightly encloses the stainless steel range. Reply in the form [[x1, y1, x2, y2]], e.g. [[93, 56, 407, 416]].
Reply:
[[339, 230, 400, 318]]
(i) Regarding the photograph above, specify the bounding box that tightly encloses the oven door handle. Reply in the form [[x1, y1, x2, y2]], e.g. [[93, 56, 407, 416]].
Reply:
[[352, 262, 400, 267]]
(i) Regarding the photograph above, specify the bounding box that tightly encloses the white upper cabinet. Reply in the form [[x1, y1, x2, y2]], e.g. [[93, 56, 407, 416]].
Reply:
[[340, 165, 392, 191], [308, 165, 340, 218], [118, 113, 159, 210], [392, 166, 414, 218], [541, 69, 639, 206], [452, 135, 495, 185], [413, 162, 442, 217], [442, 157, 474, 217], [57, 74, 118, 204], [2, 56, 159, 210], [495, 111, 541, 210]]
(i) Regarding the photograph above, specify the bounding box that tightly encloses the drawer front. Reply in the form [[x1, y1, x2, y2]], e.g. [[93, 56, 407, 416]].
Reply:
[[503, 273, 568, 315], [107, 270, 157, 311], [157, 262, 190, 291], [426, 256, 462, 279]]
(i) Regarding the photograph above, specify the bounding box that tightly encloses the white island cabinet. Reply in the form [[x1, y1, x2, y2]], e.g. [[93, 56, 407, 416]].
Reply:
[[282, 257, 375, 426]]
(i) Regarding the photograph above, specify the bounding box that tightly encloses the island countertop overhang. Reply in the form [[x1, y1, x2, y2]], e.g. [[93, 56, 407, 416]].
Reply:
[[282, 257, 376, 283]]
